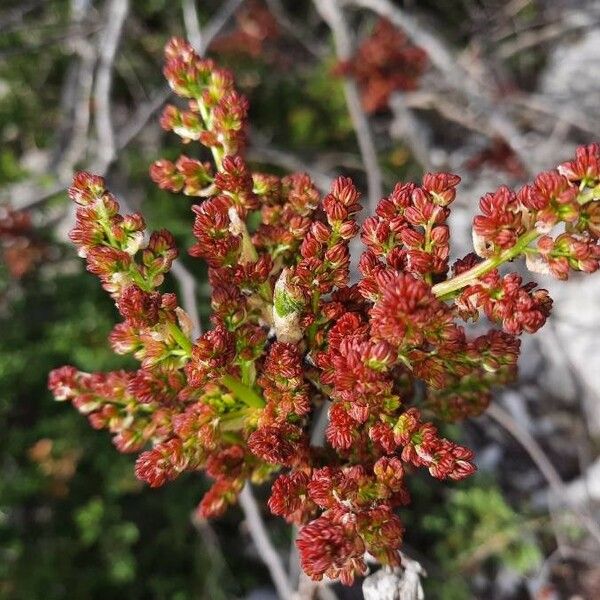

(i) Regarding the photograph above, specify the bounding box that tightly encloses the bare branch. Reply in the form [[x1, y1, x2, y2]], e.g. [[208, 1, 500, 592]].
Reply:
[[496, 8, 597, 59], [116, 86, 172, 149], [486, 402, 600, 548], [401, 90, 496, 138], [190, 511, 234, 595], [389, 93, 434, 171], [239, 484, 296, 600], [309, 402, 330, 450], [3, 0, 95, 209], [59, 38, 96, 180], [265, 0, 327, 59], [344, 0, 537, 175], [317, 585, 339, 600], [314, 0, 383, 212], [93, 0, 130, 172], [0, 0, 45, 32], [181, 0, 203, 52], [294, 573, 340, 600], [200, 0, 245, 54], [509, 93, 600, 138]]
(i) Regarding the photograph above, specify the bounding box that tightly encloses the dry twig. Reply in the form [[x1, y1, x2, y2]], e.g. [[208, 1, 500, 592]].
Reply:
[[486, 402, 600, 548], [314, 0, 383, 213], [93, 0, 130, 172], [344, 0, 537, 175], [239, 484, 296, 600], [181, 0, 203, 53]]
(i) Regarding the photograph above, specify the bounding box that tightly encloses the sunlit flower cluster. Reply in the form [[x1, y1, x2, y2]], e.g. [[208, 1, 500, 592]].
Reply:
[[49, 38, 600, 584]]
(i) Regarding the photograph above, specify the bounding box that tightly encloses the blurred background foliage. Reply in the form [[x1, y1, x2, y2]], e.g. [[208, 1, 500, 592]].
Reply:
[[1, 0, 598, 598]]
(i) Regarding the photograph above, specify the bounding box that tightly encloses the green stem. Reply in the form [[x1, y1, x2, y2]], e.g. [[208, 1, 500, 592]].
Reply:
[[128, 267, 154, 293], [221, 374, 265, 409], [195, 98, 224, 169], [98, 202, 118, 248], [432, 229, 539, 299], [167, 322, 192, 355]]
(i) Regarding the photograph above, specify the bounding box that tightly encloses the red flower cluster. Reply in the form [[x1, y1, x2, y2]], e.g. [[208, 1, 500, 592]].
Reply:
[[209, 0, 280, 59], [472, 152, 600, 268], [334, 18, 428, 113], [0, 204, 46, 278], [49, 39, 600, 585], [48, 366, 173, 453], [456, 270, 552, 335], [152, 37, 248, 175], [361, 174, 459, 283]]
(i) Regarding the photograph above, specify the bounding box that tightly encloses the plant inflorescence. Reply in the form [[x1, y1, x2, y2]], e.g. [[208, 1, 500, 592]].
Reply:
[[0, 204, 46, 278], [334, 18, 428, 113], [49, 38, 600, 585]]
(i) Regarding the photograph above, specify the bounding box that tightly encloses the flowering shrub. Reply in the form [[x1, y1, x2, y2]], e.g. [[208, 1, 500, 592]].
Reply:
[[0, 204, 46, 278], [209, 0, 280, 59], [48, 38, 600, 585], [334, 18, 428, 113]]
